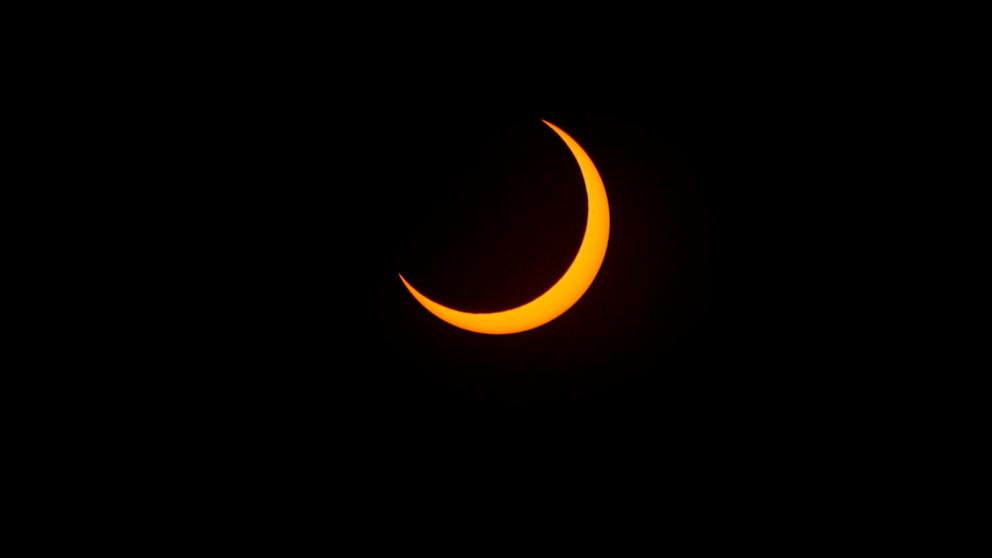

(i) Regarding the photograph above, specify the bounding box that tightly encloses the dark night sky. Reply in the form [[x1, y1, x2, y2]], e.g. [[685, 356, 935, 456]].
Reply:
[[163, 27, 879, 473], [37, 8, 941, 533]]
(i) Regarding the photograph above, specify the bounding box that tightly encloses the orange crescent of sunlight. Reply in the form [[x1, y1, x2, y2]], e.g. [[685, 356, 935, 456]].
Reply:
[[398, 120, 610, 335]]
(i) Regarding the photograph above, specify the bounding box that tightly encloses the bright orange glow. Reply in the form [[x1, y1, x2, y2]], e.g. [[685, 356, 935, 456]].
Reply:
[[399, 120, 610, 335]]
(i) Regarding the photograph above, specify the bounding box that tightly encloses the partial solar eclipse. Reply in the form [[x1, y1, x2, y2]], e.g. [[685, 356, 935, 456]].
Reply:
[[400, 120, 610, 334]]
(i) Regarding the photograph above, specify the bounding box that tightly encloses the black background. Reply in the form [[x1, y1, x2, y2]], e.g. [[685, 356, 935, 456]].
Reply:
[[150, 24, 880, 482], [23, 7, 958, 536], [11, 6, 955, 539]]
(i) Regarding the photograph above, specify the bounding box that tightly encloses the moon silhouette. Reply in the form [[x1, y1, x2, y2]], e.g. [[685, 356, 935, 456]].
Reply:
[[399, 120, 610, 335]]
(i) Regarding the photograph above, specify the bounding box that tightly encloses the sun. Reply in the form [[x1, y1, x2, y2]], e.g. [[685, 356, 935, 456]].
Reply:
[[399, 120, 610, 334]]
